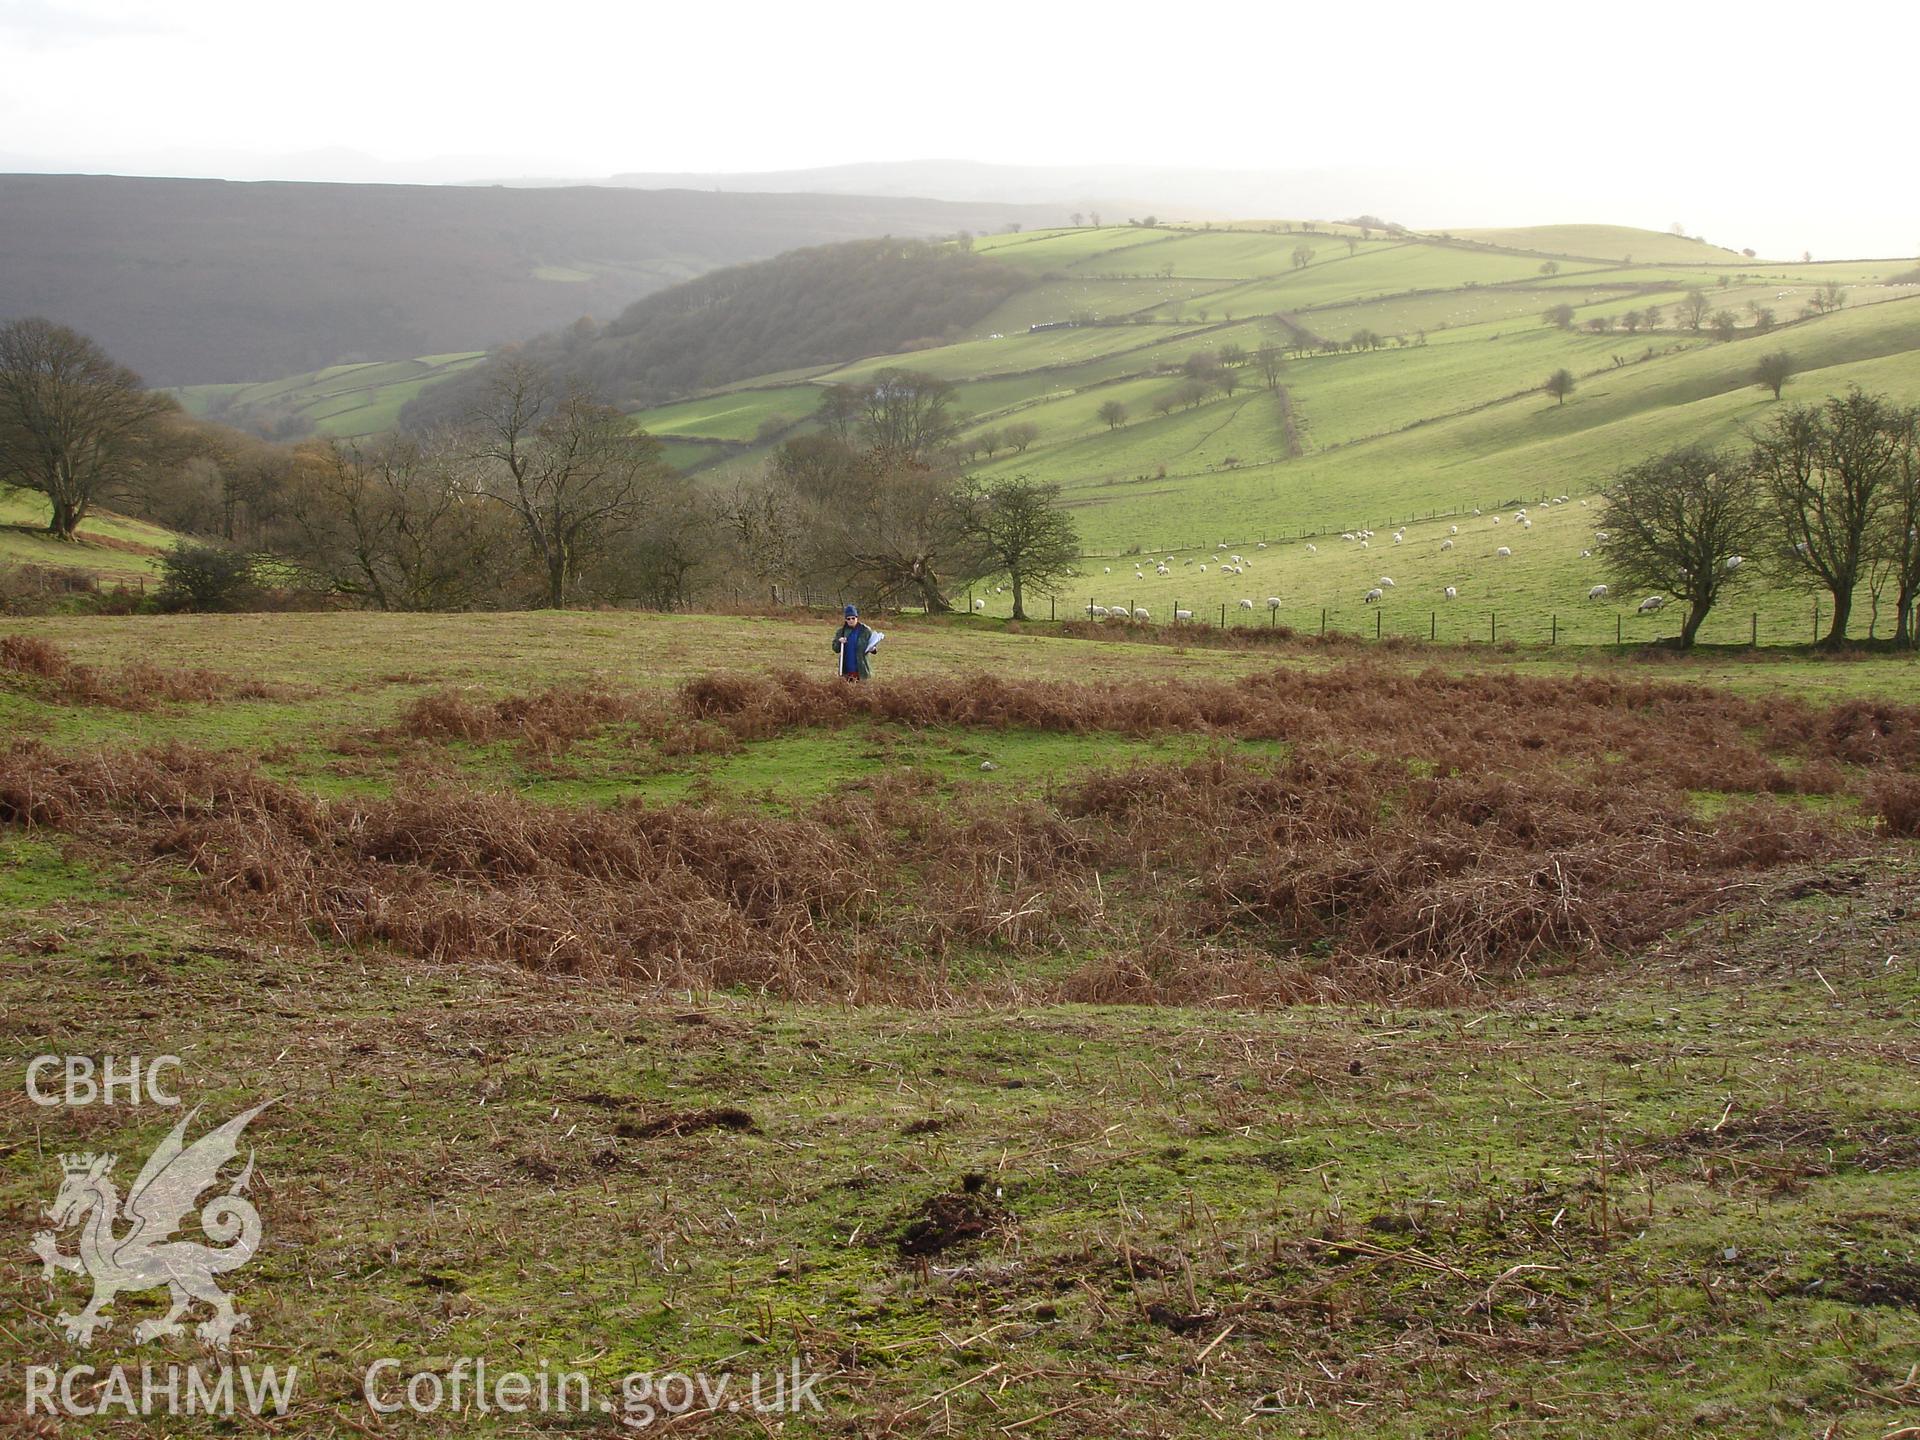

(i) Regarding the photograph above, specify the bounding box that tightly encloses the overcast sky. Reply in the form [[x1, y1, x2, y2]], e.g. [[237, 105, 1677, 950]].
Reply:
[[2, 0, 1914, 259]]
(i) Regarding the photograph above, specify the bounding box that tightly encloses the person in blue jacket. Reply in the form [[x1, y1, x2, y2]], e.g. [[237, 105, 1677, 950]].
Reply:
[[831, 604, 874, 681]]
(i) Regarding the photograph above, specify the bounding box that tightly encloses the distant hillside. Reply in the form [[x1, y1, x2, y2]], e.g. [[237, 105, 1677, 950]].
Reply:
[[400, 237, 1034, 428], [0, 175, 1065, 385]]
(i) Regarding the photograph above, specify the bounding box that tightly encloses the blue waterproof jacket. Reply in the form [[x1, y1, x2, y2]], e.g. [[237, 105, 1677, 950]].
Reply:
[[832, 622, 873, 679]]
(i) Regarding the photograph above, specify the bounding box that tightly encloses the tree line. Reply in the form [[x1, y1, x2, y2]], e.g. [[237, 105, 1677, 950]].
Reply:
[[1600, 388, 1920, 647], [0, 317, 1081, 618]]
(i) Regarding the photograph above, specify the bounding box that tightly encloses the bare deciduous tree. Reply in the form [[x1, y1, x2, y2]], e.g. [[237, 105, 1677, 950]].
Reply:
[[1600, 446, 1761, 647], [0, 317, 178, 540], [950, 474, 1080, 620], [1752, 388, 1905, 646], [467, 359, 671, 607]]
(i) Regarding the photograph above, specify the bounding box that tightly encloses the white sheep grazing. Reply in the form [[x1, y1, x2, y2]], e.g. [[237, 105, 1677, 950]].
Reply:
[[1637, 595, 1666, 614], [1379, 576, 1395, 587], [1133, 607, 1151, 620], [1238, 598, 1255, 610], [1595, 531, 1611, 543], [1267, 596, 1282, 609], [1103, 566, 1112, 574], [1581, 549, 1592, 559], [1198, 564, 1208, 573], [1449, 524, 1459, 534], [1588, 584, 1609, 601], [1305, 543, 1318, 554], [1579, 499, 1589, 507], [1183, 556, 1194, 565], [1443, 585, 1458, 600], [1175, 608, 1194, 621], [1341, 531, 1356, 542], [1473, 507, 1483, 516], [1393, 533, 1404, 545], [1359, 539, 1370, 548], [1726, 555, 1744, 572], [1491, 516, 1501, 526], [1440, 538, 1454, 551], [1496, 545, 1512, 558], [1257, 541, 1268, 550], [1156, 565, 1170, 576], [1231, 554, 1242, 564], [974, 599, 986, 611], [1363, 586, 1384, 604], [1521, 519, 1532, 529]]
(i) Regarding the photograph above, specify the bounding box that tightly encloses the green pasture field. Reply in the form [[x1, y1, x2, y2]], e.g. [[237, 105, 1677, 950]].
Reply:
[[171, 352, 485, 440], [1072, 230, 1396, 281], [972, 277, 1235, 334], [1448, 224, 1746, 264], [0, 490, 171, 585], [629, 385, 822, 442], [959, 295, 1920, 557]]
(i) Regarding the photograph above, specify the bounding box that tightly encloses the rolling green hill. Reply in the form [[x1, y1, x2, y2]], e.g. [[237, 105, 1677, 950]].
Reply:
[[175, 219, 1920, 642], [615, 220, 1918, 643]]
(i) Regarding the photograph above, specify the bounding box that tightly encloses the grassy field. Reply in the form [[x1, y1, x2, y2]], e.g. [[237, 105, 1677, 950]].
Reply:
[[3, 610, 1918, 1437], [171, 352, 485, 440], [0, 490, 172, 588]]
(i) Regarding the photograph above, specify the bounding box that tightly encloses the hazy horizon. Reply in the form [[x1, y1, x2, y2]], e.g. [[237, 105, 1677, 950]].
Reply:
[[3, 1, 1916, 260]]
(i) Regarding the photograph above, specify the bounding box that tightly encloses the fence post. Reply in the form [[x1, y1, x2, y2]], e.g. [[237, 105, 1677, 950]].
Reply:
[[1320, 607, 1326, 636], [1814, 600, 1820, 645], [1430, 611, 1436, 641], [1616, 613, 1622, 646], [1489, 612, 1496, 644], [1751, 611, 1758, 647], [1375, 609, 1382, 640], [1220, 603, 1227, 628], [1551, 614, 1558, 646]]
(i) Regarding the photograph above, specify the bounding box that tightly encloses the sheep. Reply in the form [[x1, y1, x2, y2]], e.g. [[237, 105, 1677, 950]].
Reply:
[[1587, 584, 1609, 600], [1238, 598, 1254, 610], [1581, 549, 1592, 559], [1341, 531, 1356, 542], [1231, 554, 1243, 563], [1379, 576, 1395, 587], [1637, 595, 1666, 615], [1449, 524, 1459, 534], [974, 599, 985, 611], [1090, 605, 1110, 617], [1305, 543, 1317, 554], [1595, 531, 1611, 543], [1443, 585, 1458, 600], [1491, 516, 1501, 526], [1156, 565, 1170, 576], [1393, 532, 1404, 545], [1133, 607, 1151, 620], [1175, 608, 1194, 621], [1103, 566, 1112, 574], [1257, 541, 1268, 550], [1266, 596, 1282, 609], [1521, 518, 1532, 530], [1440, 538, 1454, 551], [1580, 499, 1589, 507], [1473, 507, 1482, 516], [1725, 555, 1744, 572], [1363, 586, 1384, 604], [1359, 539, 1370, 548], [1496, 545, 1512, 558], [1198, 564, 1208, 573]]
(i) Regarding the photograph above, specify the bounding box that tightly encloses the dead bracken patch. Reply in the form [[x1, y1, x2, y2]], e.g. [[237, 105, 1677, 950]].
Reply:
[[1, 634, 300, 710], [1, 656, 1909, 1007]]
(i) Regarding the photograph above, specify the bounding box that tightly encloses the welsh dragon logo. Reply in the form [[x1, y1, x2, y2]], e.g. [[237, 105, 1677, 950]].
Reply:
[[30, 1102, 272, 1349]]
